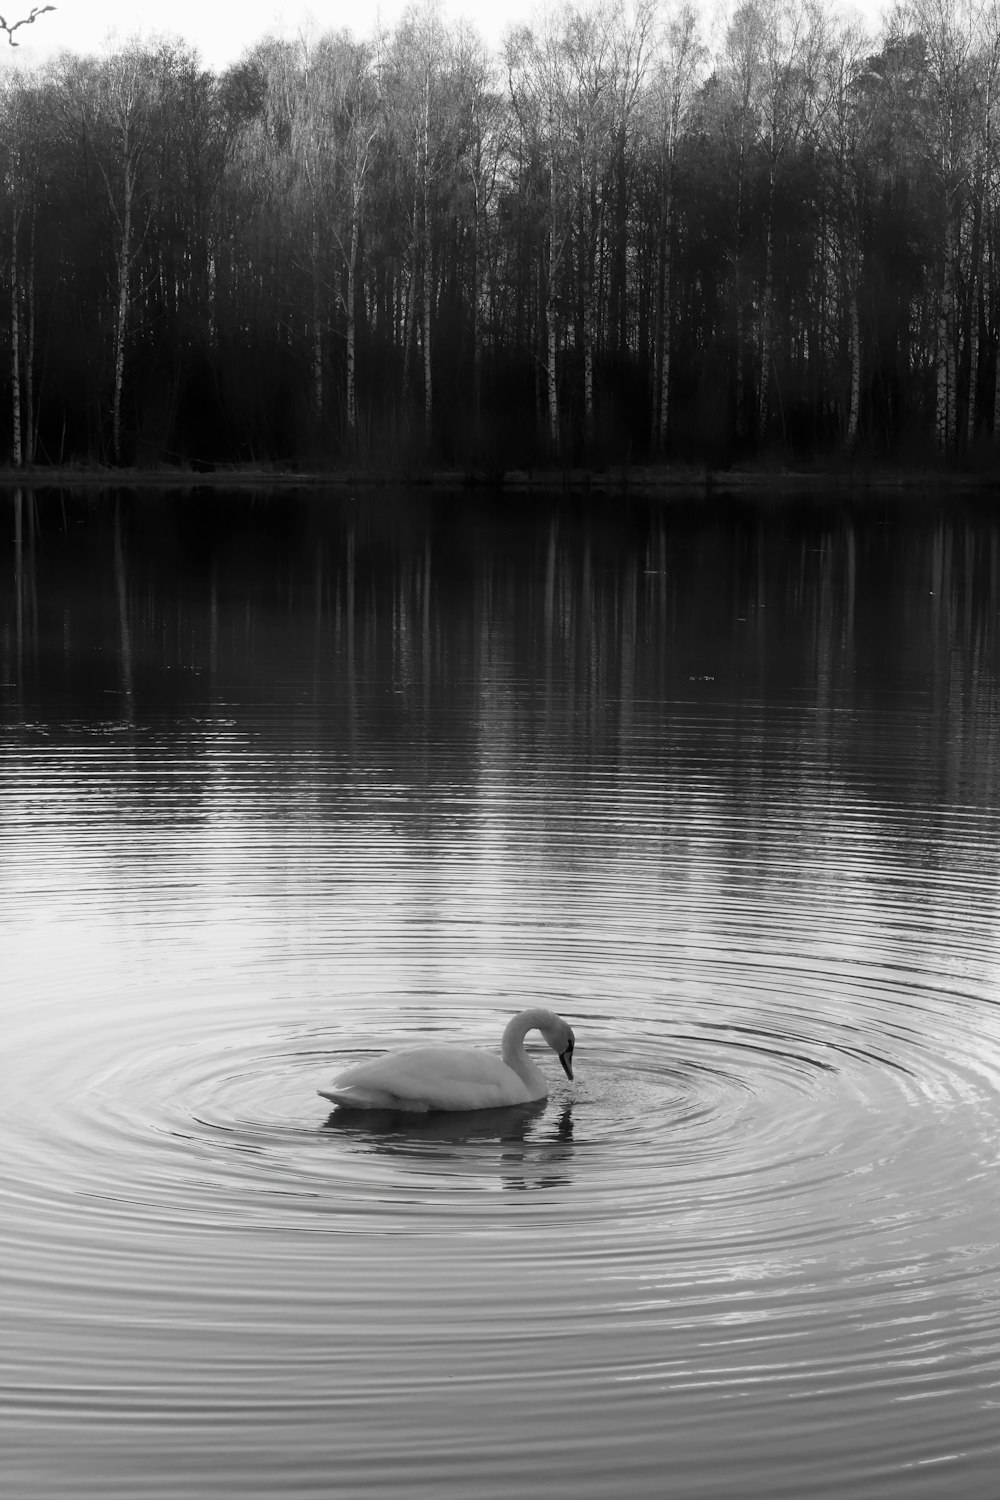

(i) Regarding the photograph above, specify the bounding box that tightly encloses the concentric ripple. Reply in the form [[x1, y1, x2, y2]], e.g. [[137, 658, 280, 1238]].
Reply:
[[3, 489, 1000, 1500]]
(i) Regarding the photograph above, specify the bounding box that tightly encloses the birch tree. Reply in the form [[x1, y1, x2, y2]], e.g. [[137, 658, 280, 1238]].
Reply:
[[561, 6, 612, 442], [971, 0, 1000, 446], [507, 15, 575, 451], [384, 2, 456, 441], [817, 18, 875, 445], [606, 0, 659, 358], [0, 70, 45, 464], [244, 37, 337, 428], [451, 25, 506, 432], [906, 0, 979, 453], [645, 2, 703, 449], [62, 46, 158, 462], [728, 0, 828, 436], [981, 0, 1000, 444], [332, 36, 380, 440]]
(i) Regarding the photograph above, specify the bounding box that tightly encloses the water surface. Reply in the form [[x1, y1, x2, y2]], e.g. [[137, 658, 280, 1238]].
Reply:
[[2, 487, 999, 1498]]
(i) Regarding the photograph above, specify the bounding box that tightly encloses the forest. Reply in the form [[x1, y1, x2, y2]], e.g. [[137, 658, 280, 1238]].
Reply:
[[0, 0, 999, 472]]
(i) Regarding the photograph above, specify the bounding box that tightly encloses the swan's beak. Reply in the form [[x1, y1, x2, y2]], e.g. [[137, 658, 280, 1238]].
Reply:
[[559, 1047, 574, 1081]]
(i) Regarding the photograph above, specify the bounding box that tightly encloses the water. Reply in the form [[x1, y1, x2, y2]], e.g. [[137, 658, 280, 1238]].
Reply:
[[2, 486, 999, 1499]]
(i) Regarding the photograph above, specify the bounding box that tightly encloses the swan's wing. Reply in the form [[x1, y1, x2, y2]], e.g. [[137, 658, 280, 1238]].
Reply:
[[319, 1044, 534, 1112]]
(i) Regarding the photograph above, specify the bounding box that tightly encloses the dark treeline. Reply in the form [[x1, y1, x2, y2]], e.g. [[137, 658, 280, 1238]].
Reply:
[[2, 0, 1000, 471]]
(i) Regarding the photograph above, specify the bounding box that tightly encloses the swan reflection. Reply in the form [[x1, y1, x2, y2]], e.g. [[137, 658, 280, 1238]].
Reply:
[[322, 1098, 575, 1191]]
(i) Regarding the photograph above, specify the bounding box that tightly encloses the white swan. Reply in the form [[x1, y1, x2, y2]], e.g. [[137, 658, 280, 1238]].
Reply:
[[318, 1007, 575, 1113]]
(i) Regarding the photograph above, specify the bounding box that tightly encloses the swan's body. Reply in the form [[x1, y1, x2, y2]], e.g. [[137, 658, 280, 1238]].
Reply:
[[318, 1007, 575, 1113]]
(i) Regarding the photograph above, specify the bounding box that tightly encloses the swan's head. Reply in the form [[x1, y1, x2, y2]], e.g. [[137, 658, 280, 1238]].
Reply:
[[541, 1016, 575, 1081]]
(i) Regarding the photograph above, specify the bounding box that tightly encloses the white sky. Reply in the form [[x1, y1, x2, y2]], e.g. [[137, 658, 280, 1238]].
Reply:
[[4, 0, 891, 74]]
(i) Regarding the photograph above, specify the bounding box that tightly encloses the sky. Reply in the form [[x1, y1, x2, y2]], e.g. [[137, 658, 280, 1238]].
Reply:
[[3, 0, 891, 74], [6, 0, 514, 69]]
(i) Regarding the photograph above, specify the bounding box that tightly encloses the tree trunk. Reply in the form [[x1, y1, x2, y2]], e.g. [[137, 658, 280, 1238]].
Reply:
[[846, 275, 861, 446], [732, 107, 749, 443], [311, 221, 323, 424], [758, 163, 776, 437], [946, 271, 957, 448], [546, 242, 559, 452], [581, 174, 594, 445], [471, 173, 481, 431], [25, 196, 36, 464], [112, 161, 132, 463], [611, 137, 628, 358], [936, 216, 956, 454], [935, 294, 948, 451], [10, 201, 22, 468], [422, 238, 432, 438], [651, 243, 662, 447], [422, 75, 433, 440], [537, 245, 547, 437], [993, 202, 1000, 437], [966, 270, 979, 451], [965, 191, 982, 452], [401, 244, 415, 409], [346, 199, 360, 437], [546, 132, 560, 453], [844, 223, 861, 447], [657, 192, 673, 451]]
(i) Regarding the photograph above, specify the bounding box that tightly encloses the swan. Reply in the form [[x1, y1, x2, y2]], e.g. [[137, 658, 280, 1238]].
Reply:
[[318, 1007, 575, 1113]]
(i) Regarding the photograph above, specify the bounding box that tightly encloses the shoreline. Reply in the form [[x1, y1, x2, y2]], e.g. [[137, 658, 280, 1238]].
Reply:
[[1, 462, 997, 494]]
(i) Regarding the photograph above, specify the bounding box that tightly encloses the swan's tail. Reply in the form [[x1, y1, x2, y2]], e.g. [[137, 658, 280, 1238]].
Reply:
[[317, 1086, 428, 1112]]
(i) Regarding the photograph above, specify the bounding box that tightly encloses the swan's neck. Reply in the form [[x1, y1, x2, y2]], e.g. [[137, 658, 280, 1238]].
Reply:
[[501, 1008, 558, 1086]]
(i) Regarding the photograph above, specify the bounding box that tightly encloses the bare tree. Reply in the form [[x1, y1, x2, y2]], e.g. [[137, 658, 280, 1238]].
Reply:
[[507, 14, 575, 452], [970, 0, 1000, 447], [816, 16, 875, 446], [0, 8, 55, 451], [645, 2, 703, 450], [243, 36, 336, 428], [451, 23, 506, 434], [733, 0, 828, 435], [383, 1, 457, 442], [335, 38, 380, 440], [606, 0, 658, 360], [61, 46, 160, 461], [0, 70, 40, 463], [905, 0, 979, 453]]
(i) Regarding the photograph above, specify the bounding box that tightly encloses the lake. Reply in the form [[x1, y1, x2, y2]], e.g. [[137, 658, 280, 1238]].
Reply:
[[2, 484, 999, 1499]]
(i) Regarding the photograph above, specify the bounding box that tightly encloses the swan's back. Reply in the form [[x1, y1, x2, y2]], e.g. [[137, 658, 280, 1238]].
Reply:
[[319, 1043, 536, 1113]]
